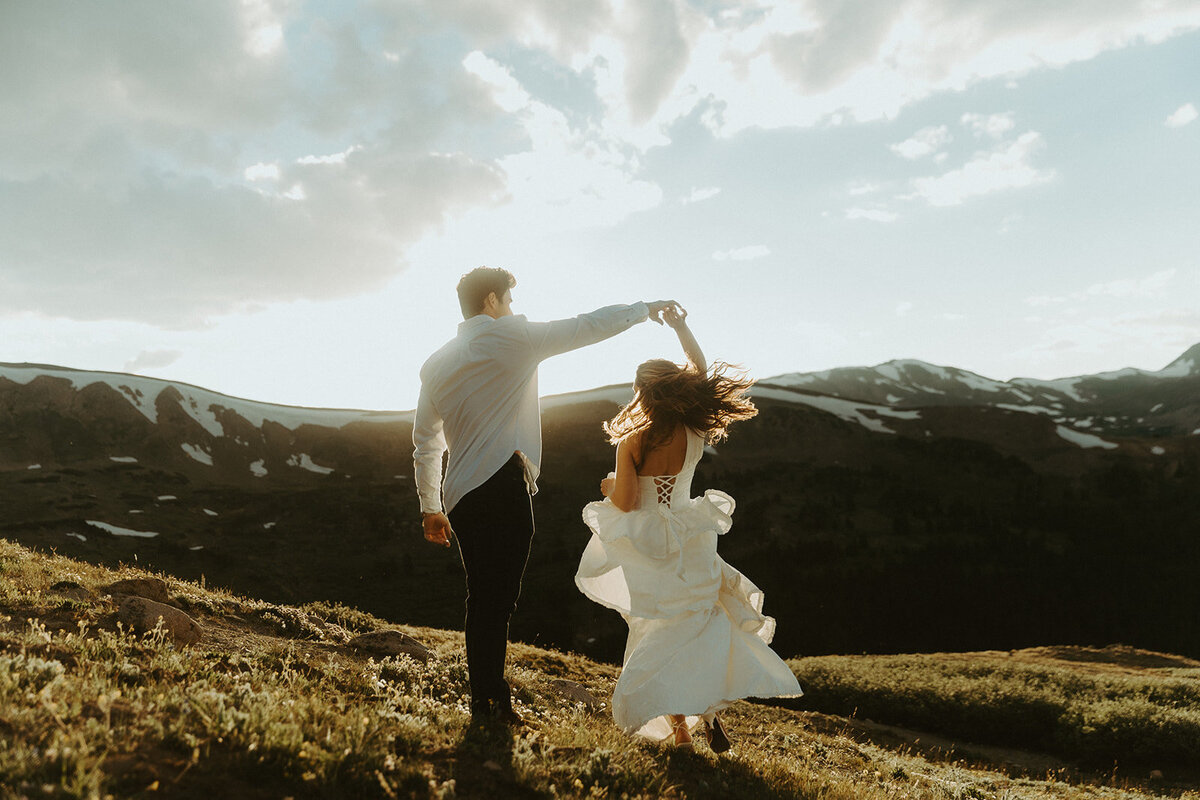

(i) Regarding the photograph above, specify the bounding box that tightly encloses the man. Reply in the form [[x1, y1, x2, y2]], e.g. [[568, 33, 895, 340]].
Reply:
[[413, 265, 676, 724]]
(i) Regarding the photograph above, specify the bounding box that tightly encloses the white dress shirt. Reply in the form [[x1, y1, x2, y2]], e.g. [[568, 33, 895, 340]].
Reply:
[[413, 303, 650, 515]]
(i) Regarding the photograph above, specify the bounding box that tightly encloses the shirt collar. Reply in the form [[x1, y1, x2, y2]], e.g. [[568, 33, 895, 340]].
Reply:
[[457, 314, 492, 334], [457, 313, 526, 335]]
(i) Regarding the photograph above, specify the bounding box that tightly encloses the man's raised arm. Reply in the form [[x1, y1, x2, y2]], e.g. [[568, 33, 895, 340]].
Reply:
[[525, 300, 678, 361]]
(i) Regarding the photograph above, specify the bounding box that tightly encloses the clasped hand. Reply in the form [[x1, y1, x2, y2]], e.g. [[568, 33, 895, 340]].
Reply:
[[646, 300, 684, 326]]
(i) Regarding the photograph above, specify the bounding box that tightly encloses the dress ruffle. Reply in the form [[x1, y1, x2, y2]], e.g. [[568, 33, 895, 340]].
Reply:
[[576, 490, 735, 620]]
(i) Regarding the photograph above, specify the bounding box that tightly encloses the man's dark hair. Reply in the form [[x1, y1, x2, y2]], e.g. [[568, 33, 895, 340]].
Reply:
[[456, 266, 516, 319]]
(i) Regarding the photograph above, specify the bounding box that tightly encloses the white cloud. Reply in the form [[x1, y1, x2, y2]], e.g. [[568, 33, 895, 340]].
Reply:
[[1024, 269, 1179, 306], [124, 349, 184, 373], [3, 0, 1199, 329], [961, 112, 1016, 138], [847, 181, 881, 196], [895, 301, 914, 317], [1085, 269, 1177, 299], [241, 0, 284, 57], [244, 162, 280, 182], [296, 146, 359, 166], [462, 52, 663, 232], [0, 2, 509, 325], [1165, 102, 1198, 128], [713, 245, 771, 261], [910, 131, 1053, 206], [845, 208, 899, 222], [710, 1, 1200, 135], [889, 125, 951, 159], [1011, 305, 1200, 375], [682, 187, 721, 204]]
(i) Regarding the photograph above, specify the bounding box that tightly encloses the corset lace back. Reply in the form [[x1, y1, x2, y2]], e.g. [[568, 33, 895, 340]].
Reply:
[[639, 428, 702, 509]]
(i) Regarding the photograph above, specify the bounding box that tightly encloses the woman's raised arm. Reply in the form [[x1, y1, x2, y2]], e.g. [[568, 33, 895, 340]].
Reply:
[[663, 305, 705, 371]]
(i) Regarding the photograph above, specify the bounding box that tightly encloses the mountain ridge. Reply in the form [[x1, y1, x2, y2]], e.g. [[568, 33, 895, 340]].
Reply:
[[3, 348, 1199, 665], [762, 342, 1200, 437]]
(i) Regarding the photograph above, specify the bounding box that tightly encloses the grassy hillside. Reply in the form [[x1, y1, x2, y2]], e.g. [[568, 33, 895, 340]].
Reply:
[[2, 538, 1198, 800]]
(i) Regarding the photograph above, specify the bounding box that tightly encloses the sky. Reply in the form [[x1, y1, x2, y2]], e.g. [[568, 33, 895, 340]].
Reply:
[[2, 0, 1199, 411]]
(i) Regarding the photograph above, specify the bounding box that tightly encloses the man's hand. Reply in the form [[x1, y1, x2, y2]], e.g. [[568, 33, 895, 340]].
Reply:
[[645, 300, 681, 325], [422, 512, 453, 547]]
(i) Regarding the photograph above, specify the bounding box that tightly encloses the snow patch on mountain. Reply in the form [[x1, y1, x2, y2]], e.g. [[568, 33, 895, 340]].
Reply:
[[995, 403, 1059, 416], [1014, 377, 1087, 402], [751, 386, 919, 433], [1055, 425, 1118, 450], [181, 444, 213, 466], [110, 456, 138, 464], [288, 454, 334, 474], [87, 520, 160, 538]]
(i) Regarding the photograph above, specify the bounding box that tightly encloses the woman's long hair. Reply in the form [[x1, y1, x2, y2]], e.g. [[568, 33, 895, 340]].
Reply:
[[604, 359, 757, 466]]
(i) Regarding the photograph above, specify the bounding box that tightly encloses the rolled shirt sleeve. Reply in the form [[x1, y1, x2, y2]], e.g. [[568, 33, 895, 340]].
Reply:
[[412, 382, 448, 514]]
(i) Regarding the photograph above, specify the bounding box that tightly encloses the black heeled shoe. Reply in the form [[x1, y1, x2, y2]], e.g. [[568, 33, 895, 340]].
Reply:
[[704, 715, 732, 754]]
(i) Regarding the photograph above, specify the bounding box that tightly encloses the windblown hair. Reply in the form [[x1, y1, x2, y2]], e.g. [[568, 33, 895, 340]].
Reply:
[[604, 359, 757, 466], [456, 266, 516, 319]]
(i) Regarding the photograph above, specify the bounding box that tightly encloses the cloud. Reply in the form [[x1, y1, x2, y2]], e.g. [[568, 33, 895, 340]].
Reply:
[[961, 112, 1016, 139], [895, 301, 914, 317], [889, 125, 952, 159], [621, 0, 691, 124], [717, 1, 1200, 134], [845, 208, 899, 222], [682, 187, 721, 204], [910, 131, 1053, 206], [124, 349, 184, 373], [1165, 102, 1198, 127], [1024, 269, 1179, 307], [1011, 305, 1200, 374], [1085, 269, 1178, 299], [713, 245, 771, 261], [0, 2, 509, 326], [461, 52, 663, 231], [4, 0, 1199, 328]]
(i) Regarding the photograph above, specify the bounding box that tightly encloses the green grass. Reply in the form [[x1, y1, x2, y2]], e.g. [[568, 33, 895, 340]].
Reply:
[[789, 649, 1200, 768], [2, 537, 1199, 799]]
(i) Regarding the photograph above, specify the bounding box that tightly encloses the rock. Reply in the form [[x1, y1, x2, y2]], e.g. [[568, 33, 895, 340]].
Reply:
[[547, 678, 603, 712], [103, 577, 171, 604], [348, 630, 431, 662], [117, 596, 202, 646], [47, 581, 93, 602]]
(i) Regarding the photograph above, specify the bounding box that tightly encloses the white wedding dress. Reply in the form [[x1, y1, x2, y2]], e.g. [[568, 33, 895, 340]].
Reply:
[[575, 428, 802, 740]]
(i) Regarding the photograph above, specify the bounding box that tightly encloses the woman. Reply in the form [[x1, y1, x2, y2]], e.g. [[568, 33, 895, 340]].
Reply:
[[575, 305, 802, 751]]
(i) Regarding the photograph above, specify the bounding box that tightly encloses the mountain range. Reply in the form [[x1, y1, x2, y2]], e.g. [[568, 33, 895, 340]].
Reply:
[[2, 345, 1198, 663]]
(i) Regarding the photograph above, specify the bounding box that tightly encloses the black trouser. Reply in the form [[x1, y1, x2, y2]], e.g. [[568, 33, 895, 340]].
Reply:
[[447, 453, 535, 714]]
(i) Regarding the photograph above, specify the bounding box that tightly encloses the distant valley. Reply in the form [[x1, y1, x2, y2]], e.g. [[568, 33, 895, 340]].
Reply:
[[2, 348, 1198, 663]]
